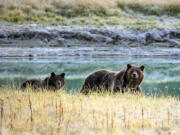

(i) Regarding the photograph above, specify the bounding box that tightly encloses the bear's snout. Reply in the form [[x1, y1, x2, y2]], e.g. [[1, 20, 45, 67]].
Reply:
[[57, 80, 62, 86], [132, 71, 138, 78]]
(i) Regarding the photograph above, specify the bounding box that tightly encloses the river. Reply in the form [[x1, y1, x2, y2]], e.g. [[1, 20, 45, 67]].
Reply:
[[0, 53, 180, 97]]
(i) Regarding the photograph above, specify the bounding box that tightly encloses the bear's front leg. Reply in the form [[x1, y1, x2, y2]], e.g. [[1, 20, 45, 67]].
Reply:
[[113, 86, 122, 93], [114, 86, 126, 94], [136, 86, 142, 93], [121, 87, 125, 94]]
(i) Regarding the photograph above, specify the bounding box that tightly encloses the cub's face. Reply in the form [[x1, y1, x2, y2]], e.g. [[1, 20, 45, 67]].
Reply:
[[49, 72, 65, 89], [126, 64, 145, 84]]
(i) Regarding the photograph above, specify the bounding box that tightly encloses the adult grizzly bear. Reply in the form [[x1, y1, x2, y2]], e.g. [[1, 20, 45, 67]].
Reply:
[[80, 64, 144, 94], [21, 72, 65, 91]]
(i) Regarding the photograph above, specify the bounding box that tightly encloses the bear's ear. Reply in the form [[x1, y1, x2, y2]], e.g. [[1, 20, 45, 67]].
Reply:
[[51, 72, 56, 77], [127, 64, 132, 69], [60, 73, 65, 78], [140, 65, 145, 71]]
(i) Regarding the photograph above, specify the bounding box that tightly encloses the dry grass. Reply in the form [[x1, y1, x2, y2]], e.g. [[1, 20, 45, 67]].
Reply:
[[0, 87, 180, 135], [0, 0, 180, 25]]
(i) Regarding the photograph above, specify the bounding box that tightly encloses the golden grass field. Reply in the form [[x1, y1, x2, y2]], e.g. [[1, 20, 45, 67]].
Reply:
[[1, 0, 180, 12], [0, 87, 180, 135], [0, 0, 180, 29]]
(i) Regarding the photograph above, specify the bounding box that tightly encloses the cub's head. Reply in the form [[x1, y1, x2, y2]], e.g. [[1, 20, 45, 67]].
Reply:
[[125, 64, 145, 84], [48, 72, 65, 89]]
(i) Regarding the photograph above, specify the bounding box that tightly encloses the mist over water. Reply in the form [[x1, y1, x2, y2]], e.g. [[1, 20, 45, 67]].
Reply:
[[0, 56, 180, 97]]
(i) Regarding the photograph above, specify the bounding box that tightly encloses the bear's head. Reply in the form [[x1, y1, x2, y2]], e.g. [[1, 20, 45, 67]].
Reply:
[[48, 72, 65, 90], [124, 64, 145, 85]]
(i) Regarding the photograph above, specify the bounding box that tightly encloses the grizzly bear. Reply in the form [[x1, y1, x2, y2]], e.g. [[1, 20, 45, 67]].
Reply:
[[80, 64, 144, 94], [21, 72, 65, 91]]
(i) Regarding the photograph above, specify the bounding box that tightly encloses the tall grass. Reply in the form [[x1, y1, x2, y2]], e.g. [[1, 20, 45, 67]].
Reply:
[[0, 0, 180, 24], [116, 0, 180, 16], [0, 86, 179, 135]]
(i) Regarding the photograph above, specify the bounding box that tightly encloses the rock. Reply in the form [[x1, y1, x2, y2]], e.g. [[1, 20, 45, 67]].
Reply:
[[90, 34, 112, 43], [0, 30, 7, 38], [137, 29, 169, 44], [169, 30, 180, 38], [164, 38, 180, 47], [71, 31, 112, 42], [148, 29, 163, 42], [57, 37, 66, 45]]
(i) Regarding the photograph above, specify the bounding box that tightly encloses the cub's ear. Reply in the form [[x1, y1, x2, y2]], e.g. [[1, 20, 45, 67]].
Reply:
[[60, 73, 65, 77], [51, 72, 56, 77], [127, 64, 132, 69], [140, 65, 145, 71]]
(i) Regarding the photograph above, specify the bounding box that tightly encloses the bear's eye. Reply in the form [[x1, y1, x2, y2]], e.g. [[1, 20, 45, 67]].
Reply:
[[50, 77, 57, 82], [136, 70, 140, 75]]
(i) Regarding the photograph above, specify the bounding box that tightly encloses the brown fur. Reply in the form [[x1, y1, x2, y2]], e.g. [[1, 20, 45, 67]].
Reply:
[[21, 72, 65, 91], [80, 64, 145, 94]]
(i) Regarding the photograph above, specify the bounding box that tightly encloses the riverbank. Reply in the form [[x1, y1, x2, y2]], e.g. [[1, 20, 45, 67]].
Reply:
[[0, 89, 179, 135], [0, 24, 180, 49]]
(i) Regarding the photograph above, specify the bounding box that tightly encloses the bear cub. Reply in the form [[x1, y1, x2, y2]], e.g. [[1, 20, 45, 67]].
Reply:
[[21, 72, 65, 91], [81, 64, 144, 94]]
